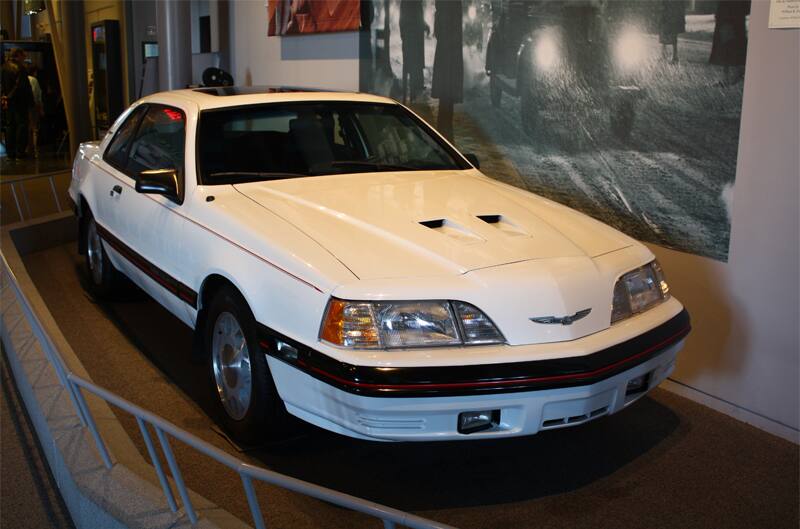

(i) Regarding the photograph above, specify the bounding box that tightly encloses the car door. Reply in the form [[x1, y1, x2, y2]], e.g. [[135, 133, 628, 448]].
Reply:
[[95, 104, 148, 283], [99, 103, 194, 326]]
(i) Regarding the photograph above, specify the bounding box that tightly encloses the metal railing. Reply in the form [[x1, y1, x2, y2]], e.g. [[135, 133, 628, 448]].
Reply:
[[0, 253, 456, 529], [1, 170, 69, 223]]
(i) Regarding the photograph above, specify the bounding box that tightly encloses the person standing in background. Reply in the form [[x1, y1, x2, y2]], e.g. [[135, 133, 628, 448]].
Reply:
[[431, 0, 463, 141], [27, 63, 43, 158], [1, 48, 33, 160]]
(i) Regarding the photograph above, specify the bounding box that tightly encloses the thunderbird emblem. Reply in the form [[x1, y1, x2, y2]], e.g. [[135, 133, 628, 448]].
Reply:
[[530, 308, 592, 326]]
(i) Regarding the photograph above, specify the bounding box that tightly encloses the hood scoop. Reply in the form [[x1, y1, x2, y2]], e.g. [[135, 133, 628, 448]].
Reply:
[[419, 218, 484, 244], [477, 214, 529, 237]]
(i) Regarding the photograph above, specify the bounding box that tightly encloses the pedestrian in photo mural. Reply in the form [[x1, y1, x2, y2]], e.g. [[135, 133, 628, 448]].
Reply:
[[432, 0, 463, 141], [710, 0, 750, 86], [659, 0, 686, 64], [400, 0, 426, 103]]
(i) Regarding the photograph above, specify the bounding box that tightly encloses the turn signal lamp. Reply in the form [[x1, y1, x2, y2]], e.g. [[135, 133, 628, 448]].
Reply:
[[320, 299, 380, 348]]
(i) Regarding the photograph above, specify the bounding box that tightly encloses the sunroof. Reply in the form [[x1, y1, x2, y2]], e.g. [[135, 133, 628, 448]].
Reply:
[[193, 86, 338, 96]]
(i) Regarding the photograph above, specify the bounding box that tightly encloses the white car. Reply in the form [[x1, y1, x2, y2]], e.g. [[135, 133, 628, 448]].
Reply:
[[69, 87, 690, 443]]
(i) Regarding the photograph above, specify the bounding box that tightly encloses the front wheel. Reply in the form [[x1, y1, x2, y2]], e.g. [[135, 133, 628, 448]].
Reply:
[[205, 286, 284, 444]]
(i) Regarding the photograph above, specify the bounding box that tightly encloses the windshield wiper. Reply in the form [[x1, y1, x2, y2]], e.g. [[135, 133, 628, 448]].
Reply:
[[208, 171, 307, 182], [327, 160, 420, 172]]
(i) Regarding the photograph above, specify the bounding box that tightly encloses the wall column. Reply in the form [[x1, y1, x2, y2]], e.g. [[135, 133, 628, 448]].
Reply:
[[60, 0, 92, 153], [156, 0, 192, 91]]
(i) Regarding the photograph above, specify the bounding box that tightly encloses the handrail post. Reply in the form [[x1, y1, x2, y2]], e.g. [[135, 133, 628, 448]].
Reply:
[[48, 175, 63, 212], [136, 417, 178, 512], [240, 472, 266, 529], [154, 426, 197, 525], [19, 181, 32, 220], [383, 521, 397, 529], [72, 383, 113, 469], [8, 183, 25, 222]]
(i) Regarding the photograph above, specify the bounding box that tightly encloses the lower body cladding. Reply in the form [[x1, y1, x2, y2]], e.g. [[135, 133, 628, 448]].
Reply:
[[264, 311, 689, 441]]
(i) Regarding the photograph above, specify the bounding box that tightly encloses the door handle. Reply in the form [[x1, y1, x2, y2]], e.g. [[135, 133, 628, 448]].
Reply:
[[110, 185, 123, 197]]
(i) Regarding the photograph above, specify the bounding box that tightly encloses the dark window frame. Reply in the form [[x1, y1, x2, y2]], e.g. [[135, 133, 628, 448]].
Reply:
[[194, 101, 472, 186]]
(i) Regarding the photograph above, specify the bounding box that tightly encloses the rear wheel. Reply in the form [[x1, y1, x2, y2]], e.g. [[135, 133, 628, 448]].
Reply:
[[83, 214, 120, 299], [205, 285, 284, 444]]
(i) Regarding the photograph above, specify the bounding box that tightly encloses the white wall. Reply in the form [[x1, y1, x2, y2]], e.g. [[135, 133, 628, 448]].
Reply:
[[228, 0, 799, 442], [229, 0, 358, 90]]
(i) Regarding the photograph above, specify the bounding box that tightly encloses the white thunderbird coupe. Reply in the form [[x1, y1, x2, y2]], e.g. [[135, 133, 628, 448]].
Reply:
[[69, 87, 690, 443]]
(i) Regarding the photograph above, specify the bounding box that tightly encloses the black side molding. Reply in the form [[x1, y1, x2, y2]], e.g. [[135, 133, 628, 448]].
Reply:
[[96, 223, 198, 308]]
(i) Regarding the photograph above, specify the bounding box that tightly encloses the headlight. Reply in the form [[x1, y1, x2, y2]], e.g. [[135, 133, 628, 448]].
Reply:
[[534, 32, 559, 71], [614, 26, 648, 72], [611, 261, 670, 324], [320, 299, 505, 349]]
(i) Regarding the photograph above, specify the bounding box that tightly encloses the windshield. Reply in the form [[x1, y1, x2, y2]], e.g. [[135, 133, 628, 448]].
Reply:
[[196, 102, 470, 184]]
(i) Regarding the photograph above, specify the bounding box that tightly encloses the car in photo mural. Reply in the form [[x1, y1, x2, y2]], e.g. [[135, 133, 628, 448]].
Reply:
[[69, 87, 690, 443], [486, 0, 650, 139]]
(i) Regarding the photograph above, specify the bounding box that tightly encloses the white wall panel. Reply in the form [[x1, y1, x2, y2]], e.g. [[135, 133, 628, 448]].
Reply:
[[229, 0, 358, 91], [651, 0, 799, 441]]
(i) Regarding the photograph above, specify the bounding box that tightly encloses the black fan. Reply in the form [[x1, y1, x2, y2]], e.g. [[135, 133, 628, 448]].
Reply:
[[202, 67, 234, 87]]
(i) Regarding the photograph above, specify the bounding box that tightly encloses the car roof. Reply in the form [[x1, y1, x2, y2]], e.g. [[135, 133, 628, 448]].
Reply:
[[140, 86, 399, 111]]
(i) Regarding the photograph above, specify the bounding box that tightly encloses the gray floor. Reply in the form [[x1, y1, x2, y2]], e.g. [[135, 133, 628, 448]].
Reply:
[[14, 242, 800, 529], [1, 348, 75, 529]]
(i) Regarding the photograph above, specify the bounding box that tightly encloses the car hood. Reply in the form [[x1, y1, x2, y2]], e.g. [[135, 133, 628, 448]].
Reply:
[[233, 170, 634, 280]]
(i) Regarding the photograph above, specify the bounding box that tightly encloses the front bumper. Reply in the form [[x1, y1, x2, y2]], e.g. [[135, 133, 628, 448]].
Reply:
[[263, 309, 690, 441]]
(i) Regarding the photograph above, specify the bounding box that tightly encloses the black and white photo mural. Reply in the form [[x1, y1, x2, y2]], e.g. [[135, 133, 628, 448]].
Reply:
[[359, 0, 750, 261]]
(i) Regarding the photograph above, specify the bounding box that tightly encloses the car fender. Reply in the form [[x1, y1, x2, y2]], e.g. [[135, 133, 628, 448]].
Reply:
[[178, 186, 355, 346]]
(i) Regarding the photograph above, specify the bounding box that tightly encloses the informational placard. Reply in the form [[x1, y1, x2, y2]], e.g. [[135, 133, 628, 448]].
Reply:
[[769, 0, 800, 28]]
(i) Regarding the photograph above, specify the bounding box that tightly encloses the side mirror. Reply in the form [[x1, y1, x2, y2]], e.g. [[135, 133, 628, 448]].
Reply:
[[136, 168, 181, 203], [464, 153, 480, 169]]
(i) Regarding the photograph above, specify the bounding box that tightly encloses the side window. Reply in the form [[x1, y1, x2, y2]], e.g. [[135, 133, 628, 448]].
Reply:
[[126, 105, 186, 178], [104, 106, 147, 171]]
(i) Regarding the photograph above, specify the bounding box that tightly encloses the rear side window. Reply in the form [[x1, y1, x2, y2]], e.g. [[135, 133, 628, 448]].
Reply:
[[126, 106, 186, 178], [104, 106, 147, 171]]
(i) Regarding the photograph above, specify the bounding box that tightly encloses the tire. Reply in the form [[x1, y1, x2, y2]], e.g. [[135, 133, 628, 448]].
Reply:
[[205, 285, 284, 444], [490, 74, 502, 108], [83, 213, 120, 299]]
